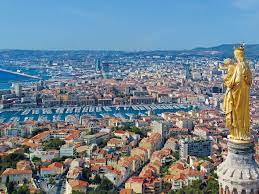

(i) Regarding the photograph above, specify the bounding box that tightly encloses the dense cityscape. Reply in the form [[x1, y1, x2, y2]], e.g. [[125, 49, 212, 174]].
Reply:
[[0, 47, 258, 194]]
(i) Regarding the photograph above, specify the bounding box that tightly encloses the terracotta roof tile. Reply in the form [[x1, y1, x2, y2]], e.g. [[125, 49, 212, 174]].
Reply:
[[1, 168, 32, 175]]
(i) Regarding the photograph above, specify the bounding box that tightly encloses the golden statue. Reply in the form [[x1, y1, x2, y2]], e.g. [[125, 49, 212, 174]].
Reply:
[[223, 45, 252, 142]]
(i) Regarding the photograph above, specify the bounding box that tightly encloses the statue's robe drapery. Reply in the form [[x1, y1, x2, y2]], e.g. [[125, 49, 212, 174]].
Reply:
[[224, 61, 252, 140], [223, 65, 235, 137]]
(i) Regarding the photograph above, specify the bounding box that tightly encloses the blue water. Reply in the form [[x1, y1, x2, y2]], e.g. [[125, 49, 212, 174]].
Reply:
[[0, 105, 193, 123], [0, 82, 12, 89], [0, 71, 37, 89]]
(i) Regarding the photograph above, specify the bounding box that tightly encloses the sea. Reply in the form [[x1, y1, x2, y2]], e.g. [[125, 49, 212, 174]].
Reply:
[[0, 71, 38, 89]]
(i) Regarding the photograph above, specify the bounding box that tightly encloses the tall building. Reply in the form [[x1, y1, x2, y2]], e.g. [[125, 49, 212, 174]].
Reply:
[[179, 137, 212, 159], [151, 120, 171, 143], [184, 63, 191, 80], [101, 62, 110, 78], [60, 144, 76, 157], [13, 83, 22, 97], [95, 58, 101, 72]]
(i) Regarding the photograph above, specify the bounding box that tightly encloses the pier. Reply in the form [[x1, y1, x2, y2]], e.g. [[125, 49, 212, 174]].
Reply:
[[0, 103, 193, 123], [0, 68, 40, 79]]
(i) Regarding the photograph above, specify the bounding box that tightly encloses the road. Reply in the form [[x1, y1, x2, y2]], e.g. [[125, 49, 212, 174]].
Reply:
[[47, 179, 66, 194], [37, 177, 65, 194]]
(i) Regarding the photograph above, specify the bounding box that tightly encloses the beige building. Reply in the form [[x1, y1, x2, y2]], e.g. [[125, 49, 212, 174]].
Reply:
[[125, 177, 145, 194], [1, 168, 32, 184], [65, 179, 89, 194]]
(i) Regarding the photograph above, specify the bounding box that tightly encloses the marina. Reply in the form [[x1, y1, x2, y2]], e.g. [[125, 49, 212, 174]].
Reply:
[[0, 104, 192, 123]]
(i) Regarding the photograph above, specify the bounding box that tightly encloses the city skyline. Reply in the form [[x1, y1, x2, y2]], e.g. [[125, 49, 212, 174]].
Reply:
[[1, 1, 259, 194], [1, 0, 259, 50]]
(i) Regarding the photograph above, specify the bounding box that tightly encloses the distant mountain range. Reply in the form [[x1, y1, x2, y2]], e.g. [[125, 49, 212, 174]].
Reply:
[[125, 44, 259, 57], [186, 44, 259, 57], [1, 44, 259, 58]]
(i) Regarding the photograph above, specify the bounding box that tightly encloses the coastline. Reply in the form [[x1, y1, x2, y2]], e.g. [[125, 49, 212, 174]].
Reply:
[[0, 71, 36, 89]]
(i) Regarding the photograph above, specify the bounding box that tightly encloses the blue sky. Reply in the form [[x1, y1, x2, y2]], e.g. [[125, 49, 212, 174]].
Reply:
[[1, 0, 259, 50]]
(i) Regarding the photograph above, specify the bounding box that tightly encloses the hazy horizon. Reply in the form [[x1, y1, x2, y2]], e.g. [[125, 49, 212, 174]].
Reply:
[[1, 43, 259, 52]]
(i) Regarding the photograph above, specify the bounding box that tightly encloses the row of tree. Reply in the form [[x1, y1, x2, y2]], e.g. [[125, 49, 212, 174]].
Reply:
[[0, 153, 25, 173], [42, 138, 65, 150], [168, 178, 219, 194], [81, 167, 115, 193]]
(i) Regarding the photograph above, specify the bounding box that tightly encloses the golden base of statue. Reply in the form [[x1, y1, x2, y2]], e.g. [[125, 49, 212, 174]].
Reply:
[[228, 135, 253, 144]]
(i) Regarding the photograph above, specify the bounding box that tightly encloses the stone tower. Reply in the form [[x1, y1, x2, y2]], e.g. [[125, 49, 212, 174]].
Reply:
[[217, 140, 259, 194]]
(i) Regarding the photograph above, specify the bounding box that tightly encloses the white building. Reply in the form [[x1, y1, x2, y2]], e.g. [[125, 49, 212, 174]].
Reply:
[[60, 144, 76, 157], [179, 137, 212, 159], [176, 119, 194, 130]]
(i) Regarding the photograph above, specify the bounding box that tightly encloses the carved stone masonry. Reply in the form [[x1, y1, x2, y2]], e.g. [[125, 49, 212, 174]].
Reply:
[[217, 140, 259, 194]]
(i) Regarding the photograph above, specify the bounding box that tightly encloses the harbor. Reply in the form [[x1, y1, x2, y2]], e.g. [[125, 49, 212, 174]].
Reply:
[[0, 68, 40, 79], [0, 104, 192, 123]]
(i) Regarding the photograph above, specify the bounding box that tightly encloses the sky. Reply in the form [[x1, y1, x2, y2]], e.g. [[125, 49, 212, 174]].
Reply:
[[1, 0, 259, 50]]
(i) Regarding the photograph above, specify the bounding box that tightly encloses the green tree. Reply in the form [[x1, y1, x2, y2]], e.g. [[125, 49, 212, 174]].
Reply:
[[160, 160, 173, 175], [96, 178, 113, 191], [169, 178, 219, 194], [117, 92, 125, 98], [130, 126, 145, 136], [49, 177, 55, 185], [210, 171, 218, 179], [116, 126, 145, 137], [23, 178, 28, 184], [93, 174, 101, 184], [81, 167, 91, 182], [5, 175, 9, 185], [0, 152, 25, 172], [31, 128, 49, 137], [51, 156, 71, 163], [12, 185, 29, 194], [163, 182, 172, 191], [72, 190, 85, 194], [51, 157, 62, 163], [6, 181, 15, 194], [43, 138, 65, 150], [172, 151, 180, 160], [21, 145, 30, 153], [32, 156, 41, 163], [204, 178, 219, 194], [88, 191, 118, 194], [38, 191, 46, 194], [99, 140, 108, 148]]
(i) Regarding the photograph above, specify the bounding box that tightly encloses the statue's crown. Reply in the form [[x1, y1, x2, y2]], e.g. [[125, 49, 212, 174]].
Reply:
[[234, 43, 245, 52]]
